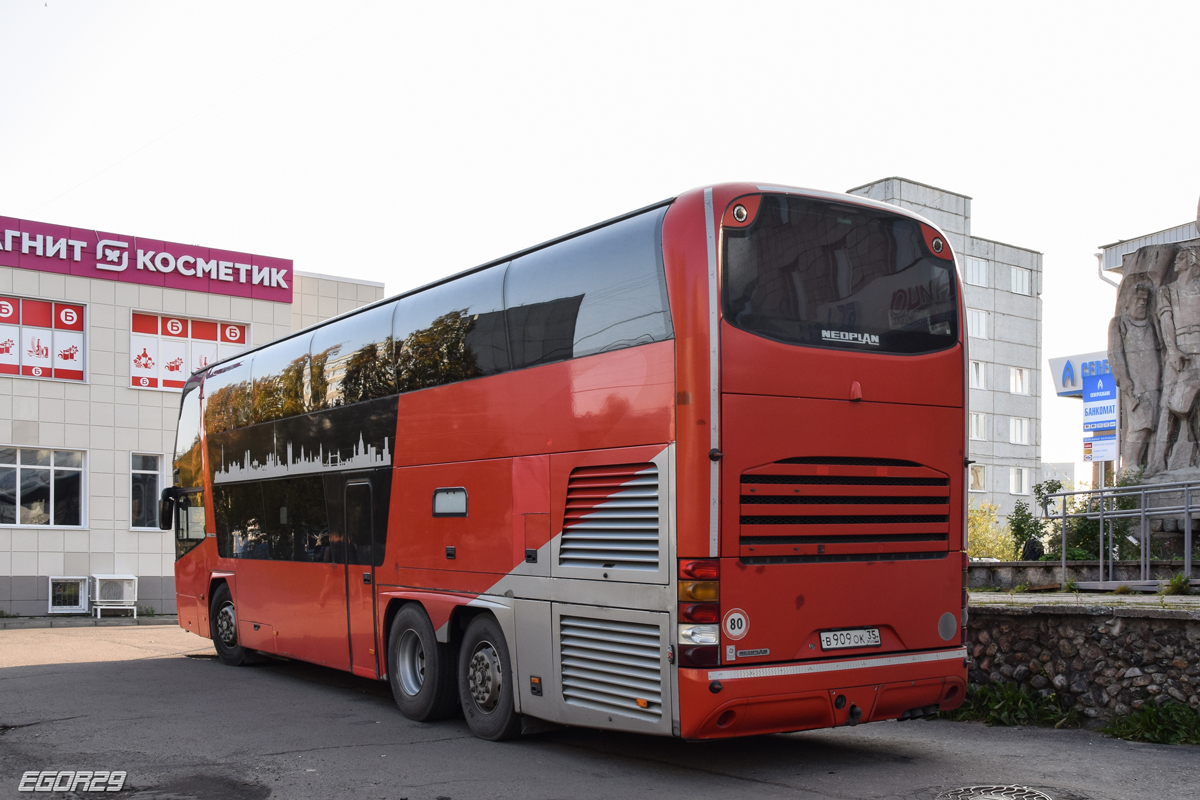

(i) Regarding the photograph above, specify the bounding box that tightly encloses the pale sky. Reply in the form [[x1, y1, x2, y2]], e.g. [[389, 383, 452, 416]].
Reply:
[[3, 1, 1198, 479]]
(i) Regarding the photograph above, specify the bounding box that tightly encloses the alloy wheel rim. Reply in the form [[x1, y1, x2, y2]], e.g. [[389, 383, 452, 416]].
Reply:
[[467, 640, 503, 714], [216, 602, 237, 647], [397, 629, 425, 696]]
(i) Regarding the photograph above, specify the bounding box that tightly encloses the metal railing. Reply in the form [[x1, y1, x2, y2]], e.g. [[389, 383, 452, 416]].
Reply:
[[1041, 479, 1198, 589]]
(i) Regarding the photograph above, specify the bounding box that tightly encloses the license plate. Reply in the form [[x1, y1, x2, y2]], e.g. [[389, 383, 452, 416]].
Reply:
[[819, 628, 881, 650]]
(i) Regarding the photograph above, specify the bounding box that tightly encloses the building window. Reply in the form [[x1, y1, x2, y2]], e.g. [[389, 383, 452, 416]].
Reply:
[[970, 412, 987, 440], [967, 309, 988, 339], [1010, 417, 1030, 445], [131, 454, 162, 530], [965, 257, 988, 287], [969, 464, 986, 492], [0, 447, 84, 526], [969, 361, 986, 389], [1010, 367, 1029, 394], [1011, 267, 1032, 295], [1010, 467, 1029, 495]]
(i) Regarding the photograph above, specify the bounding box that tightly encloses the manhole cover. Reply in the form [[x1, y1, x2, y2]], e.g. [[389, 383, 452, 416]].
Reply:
[[936, 788, 1055, 800]]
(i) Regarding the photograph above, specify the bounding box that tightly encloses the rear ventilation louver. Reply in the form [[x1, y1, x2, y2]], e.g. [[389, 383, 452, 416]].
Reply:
[[560, 462, 659, 571], [560, 615, 662, 721], [740, 457, 950, 562]]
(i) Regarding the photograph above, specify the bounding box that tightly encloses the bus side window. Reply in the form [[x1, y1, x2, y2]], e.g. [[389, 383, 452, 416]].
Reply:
[[345, 482, 373, 566], [310, 302, 398, 410], [248, 332, 313, 424], [175, 490, 207, 560], [204, 357, 254, 432], [392, 264, 509, 393], [504, 206, 672, 370]]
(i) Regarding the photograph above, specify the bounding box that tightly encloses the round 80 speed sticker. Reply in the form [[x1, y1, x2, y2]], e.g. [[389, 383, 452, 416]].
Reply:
[[722, 608, 749, 641]]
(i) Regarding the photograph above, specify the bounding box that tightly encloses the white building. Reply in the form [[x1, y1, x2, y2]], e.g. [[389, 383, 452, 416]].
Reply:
[[0, 214, 382, 616], [848, 178, 1043, 517]]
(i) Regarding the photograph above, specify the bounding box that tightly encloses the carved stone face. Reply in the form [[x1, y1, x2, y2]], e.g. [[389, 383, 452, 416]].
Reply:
[[1131, 287, 1149, 321]]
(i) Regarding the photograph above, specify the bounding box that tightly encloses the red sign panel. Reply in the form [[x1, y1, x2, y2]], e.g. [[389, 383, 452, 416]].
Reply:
[[0, 294, 87, 382], [129, 311, 249, 391]]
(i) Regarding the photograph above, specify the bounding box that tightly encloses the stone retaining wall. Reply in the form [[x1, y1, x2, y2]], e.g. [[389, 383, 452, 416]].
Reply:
[[967, 603, 1200, 722], [968, 561, 1198, 590]]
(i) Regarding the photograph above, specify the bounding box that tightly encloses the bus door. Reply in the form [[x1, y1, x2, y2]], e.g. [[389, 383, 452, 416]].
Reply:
[[343, 480, 380, 679]]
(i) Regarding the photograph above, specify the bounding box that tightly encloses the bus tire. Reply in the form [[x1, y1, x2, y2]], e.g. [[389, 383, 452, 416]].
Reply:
[[457, 614, 521, 741], [388, 604, 458, 722], [209, 584, 259, 666]]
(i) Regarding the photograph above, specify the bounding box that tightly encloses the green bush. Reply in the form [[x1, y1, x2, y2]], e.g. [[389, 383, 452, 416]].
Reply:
[[1159, 572, 1193, 596], [943, 683, 1077, 728], [1103, 702, 1200, 745]]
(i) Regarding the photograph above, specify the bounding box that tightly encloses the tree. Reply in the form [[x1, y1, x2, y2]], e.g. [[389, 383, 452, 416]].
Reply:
[[967, 501, 1017, 561]]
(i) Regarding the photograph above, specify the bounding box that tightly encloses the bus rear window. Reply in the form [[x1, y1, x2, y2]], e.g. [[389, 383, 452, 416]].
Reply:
[[723, 195, 958, 354]]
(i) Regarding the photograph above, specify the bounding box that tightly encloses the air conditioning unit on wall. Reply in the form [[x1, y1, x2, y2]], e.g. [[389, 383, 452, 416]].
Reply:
[[90, 574, 138, 618], [48, 576, 89, 614]]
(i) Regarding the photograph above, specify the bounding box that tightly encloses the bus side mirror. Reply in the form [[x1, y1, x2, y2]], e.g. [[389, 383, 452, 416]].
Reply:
[[159, 487, 180, 531]]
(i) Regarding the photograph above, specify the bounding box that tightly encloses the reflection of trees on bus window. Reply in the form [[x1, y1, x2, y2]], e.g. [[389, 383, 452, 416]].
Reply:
[[340, 336, 397, 405], [204, 359, 253, 433], [310, 302, 397, 409], [395, 313, 485, 393], [249, 333, 312, 423], [392, 264, 509, 391]]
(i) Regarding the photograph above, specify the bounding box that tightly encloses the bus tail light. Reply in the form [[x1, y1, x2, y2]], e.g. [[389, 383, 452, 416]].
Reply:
[[679, 645, 719, 667], [679, 602, 719, 623], [678, 624, 719, 646], [679, 559, 720, 580], [678, 559, 721, 666], [679, 581, 719, 602]]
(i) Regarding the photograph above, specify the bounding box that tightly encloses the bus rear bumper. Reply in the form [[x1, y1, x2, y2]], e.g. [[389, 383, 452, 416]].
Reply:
[[677, 647, 968, 739]]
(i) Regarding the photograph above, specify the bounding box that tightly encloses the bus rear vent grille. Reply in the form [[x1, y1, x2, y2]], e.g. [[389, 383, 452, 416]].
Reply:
[[739, 458, 950, 554], [560, 462, 659, 571], [560, 615, 662, 721]]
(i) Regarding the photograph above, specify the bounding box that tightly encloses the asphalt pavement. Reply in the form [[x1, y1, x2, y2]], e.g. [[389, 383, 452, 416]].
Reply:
[[0, 625, 1195, 800]]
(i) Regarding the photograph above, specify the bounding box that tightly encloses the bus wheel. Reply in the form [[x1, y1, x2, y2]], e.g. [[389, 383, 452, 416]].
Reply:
[[457, 614, 521, 741], [209, 584, 257, 666], [387, 605, 458, 721]]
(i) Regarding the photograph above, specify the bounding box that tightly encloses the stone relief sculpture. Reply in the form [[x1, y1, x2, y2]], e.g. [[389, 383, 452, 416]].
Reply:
[[1108, 282, 1160, 469], [1107, 242, 1200, 476]]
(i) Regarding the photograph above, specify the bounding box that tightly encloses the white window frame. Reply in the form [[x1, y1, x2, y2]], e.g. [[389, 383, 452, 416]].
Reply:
[[1010, 367, 1029, 395], [970, 412, 987, 441], [1010, 266, 1032, 296], [130, 452, 166, 531], [1010, 417, 1030, 445], [969, 361, 986, 390], [969, 464, 986, 493], [1010, 467, 1030, 495], [0, 446, 88, 528], [967, 309, 988, 339], [965, 257, 988, 287]]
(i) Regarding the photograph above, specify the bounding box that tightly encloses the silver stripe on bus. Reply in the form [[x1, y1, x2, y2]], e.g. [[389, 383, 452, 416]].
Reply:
[[703, 187, 719, 558], [706, 647, 966, 681]]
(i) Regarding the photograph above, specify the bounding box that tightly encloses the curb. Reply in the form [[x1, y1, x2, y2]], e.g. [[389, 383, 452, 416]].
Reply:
[[0, 615, 179, 630]]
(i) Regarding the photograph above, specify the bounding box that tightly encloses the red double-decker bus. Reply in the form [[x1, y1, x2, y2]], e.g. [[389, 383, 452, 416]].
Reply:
[[164, 183, 968, 740]]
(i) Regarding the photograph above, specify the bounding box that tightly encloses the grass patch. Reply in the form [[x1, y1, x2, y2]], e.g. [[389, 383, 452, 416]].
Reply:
[[942, 683, 1078, 728], [1103, 702, 1200, 745], [1159, 572, 1193, 596]]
